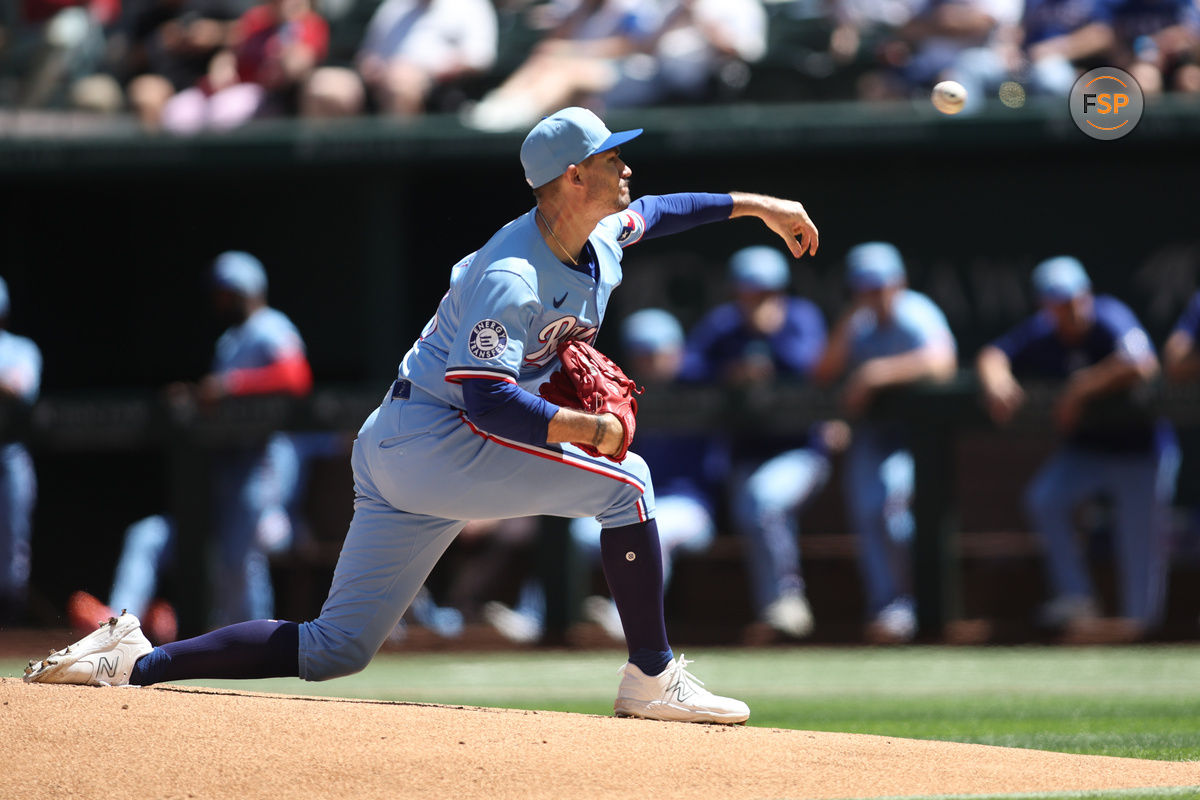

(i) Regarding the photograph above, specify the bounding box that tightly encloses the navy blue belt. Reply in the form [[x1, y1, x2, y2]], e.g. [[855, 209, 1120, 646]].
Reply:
[[390, 377, 463, 412]]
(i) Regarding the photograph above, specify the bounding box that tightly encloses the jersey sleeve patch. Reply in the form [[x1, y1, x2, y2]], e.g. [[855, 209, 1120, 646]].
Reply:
[[468, 319, 508, 360], [615, 210, 646, 247]]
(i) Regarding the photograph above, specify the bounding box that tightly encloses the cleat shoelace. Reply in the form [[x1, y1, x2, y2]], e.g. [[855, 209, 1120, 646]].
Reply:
[[663, 654, 706, 701]]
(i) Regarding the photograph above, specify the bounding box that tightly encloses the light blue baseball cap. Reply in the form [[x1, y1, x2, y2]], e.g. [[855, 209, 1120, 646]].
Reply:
[[621, 308, 684, 354], [846, 242, 906, 291], [520, 107, 642, 189], [212, 251, 267, 296], [0, 276, 9, 317], [729, 246, 790, 291], [1032, 256, 1091, 302]]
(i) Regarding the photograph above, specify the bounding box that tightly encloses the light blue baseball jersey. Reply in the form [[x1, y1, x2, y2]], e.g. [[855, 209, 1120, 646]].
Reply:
[[847, 289, 956, 367], [400, 206, 646, 403], [212, 307, 307, 373], [0, 330, 42, 404]]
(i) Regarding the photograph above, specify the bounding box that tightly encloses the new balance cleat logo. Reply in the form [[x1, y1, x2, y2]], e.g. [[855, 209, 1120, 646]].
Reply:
[[96, 656, 119, 679], [668, 677, 695, 703]]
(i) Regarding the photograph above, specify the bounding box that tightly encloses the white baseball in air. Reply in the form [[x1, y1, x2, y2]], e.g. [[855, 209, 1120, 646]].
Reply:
[[931, 80, 967, 115]]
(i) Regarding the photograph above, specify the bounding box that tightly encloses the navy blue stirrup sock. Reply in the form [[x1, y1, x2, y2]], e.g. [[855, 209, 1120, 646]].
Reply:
[[600, 519, 673, 676], [130, 620, 300, 686]]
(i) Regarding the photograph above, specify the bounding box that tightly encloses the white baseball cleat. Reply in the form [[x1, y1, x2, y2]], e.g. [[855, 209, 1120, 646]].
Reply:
[[23, 612, 152, 686], [614, 654, 750, 725]]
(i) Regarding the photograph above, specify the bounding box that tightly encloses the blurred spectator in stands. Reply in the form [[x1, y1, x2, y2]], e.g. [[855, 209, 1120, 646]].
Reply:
[[863, 0, 1022, 109], [949, 0, 1199, 107], [158, 0, 328, 133], [465, 0, 661, 130], [0, 277, 43, 626], [1164, 290, 1200, 382], [0, 0, 116, 108], [814, 243, 956, 642], [828, 0, 921, 73], [600, 0, 767, 110], [977, 256, 1178, 640], [679, 247, 842, 641], [471, 0, 768, 130], [68, 251, 314, 638], [119, 0, 255, 130], [1098, 0, 1200, 94], [1012, 0, 1113, 97], [300, 0, 498, 119], [483, 308, 725, 643]]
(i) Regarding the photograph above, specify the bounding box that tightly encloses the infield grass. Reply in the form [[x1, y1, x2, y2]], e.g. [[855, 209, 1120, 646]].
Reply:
[[6, 644, 1200, 769]]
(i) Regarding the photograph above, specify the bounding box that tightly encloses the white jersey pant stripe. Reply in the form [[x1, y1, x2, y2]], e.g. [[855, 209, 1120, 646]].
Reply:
[[299, 389, 655, 680]]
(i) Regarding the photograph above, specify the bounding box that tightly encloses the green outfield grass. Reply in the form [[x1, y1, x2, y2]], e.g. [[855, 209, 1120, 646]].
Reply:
[[6, 645, 1200, 772]]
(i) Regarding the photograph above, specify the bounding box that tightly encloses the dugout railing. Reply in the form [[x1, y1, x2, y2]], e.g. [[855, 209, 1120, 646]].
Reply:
[[7, 376, 1199, 641]]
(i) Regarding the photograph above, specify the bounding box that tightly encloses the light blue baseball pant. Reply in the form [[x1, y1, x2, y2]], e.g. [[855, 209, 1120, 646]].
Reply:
[[298, 386, 655, 681], [0, 443, 36, 613], [211, 433, 300, 626], [732, 448, 832, 612], [842, 426, 915, 618], [109, 514, 174, 617], [1024, 443, 1180, 626], [108, 435, 300, 624]]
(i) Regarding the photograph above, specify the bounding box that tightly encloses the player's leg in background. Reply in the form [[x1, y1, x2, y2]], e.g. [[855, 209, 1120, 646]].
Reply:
[[733, 448, 830, 638], [67, 514, 177, 642], [108, 515, 176, 617], [1023, 447, 1109, 626], [211, 434, 298, 627], [0, 443, 35, 624], [559, 495, 715, 642], [651, 494, 716, 585], [1107, 439, 1180, 629], [843, 427, 915, 640]]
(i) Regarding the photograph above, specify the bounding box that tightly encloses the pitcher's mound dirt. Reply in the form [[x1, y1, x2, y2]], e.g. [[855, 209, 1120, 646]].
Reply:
[[3, 678, 1197, 799]]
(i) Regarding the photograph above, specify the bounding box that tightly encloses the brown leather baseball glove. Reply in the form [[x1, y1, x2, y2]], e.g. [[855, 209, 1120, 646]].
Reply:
[[538, 339, 642, 462]]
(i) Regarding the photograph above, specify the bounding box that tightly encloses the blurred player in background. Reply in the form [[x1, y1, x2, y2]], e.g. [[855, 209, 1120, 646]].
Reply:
[[0, 277, 42, 625], [1164, 290, 1200, 382], [28, 107, 819, 726], [680, 246, 841, 640], [483, 307, 726, 643], [68, 251, 313, 636], [814, 242, 956, 642], [977, 256, 1179, 639]]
